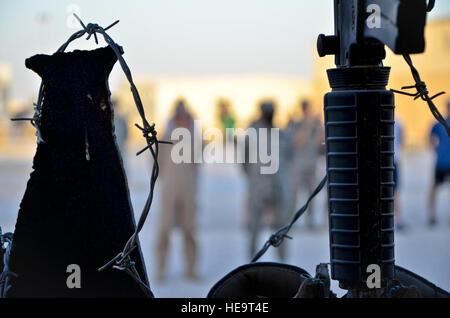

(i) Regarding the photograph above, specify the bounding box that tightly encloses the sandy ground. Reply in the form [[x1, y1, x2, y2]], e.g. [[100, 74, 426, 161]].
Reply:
[[0, 143, 449, 297]]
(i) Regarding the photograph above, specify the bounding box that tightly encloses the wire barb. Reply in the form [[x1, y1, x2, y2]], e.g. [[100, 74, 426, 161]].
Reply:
[[390, 54, 449, 138], [135, 123, 173, 156], [11, 87, 45, 143]]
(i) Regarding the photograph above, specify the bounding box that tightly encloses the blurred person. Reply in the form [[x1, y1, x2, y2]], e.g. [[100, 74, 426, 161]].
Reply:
[[428, 101, 450, 227], [217, 99, 236, 142], [112, 99, 129, 155], [286, 100, 324, 230], [156, 99, 200, 282], [242, 101, 286, 260], [394, 116, 405, 230]]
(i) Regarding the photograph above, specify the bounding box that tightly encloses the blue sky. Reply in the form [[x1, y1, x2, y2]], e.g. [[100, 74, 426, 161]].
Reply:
[[1, 0, 449, 99]]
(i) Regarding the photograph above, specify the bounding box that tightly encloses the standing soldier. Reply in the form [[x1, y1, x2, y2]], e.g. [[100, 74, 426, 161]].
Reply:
[[242, 101, 285, 260], [287, 100, 324, 230], [156, 99, 200, 282], [217, 99, 236, 142]]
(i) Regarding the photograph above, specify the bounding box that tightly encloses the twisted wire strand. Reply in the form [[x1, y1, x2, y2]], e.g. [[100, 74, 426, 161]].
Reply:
[[391, 54, 449, 137], [10, 84, 45, 143], [391, 0, 449, 137]]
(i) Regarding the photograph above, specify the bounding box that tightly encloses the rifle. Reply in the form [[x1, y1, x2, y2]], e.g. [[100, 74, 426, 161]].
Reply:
[[209, 0, 450, 298], [317, 0, 445, 297]]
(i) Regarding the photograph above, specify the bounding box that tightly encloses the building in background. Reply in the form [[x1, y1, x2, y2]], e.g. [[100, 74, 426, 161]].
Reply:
[[115, 75, 311, 141]]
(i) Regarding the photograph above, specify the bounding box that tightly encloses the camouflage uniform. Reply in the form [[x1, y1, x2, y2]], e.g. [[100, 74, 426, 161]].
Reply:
[[243, 119, 286, 260], [286, 118, 323, 228]]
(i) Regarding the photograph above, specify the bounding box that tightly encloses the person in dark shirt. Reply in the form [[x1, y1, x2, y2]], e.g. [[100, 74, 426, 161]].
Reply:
[[428, 101, 450, 227]]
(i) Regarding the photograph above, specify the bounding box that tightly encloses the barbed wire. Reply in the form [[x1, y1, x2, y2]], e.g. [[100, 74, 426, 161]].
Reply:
[[10, 89, 45, 143], [391, 0, 449, 138], [9, 18, 120, 144], [66, 14, 172, 297], [391, 55, 449, 137], [9, 14, 171, 297]]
